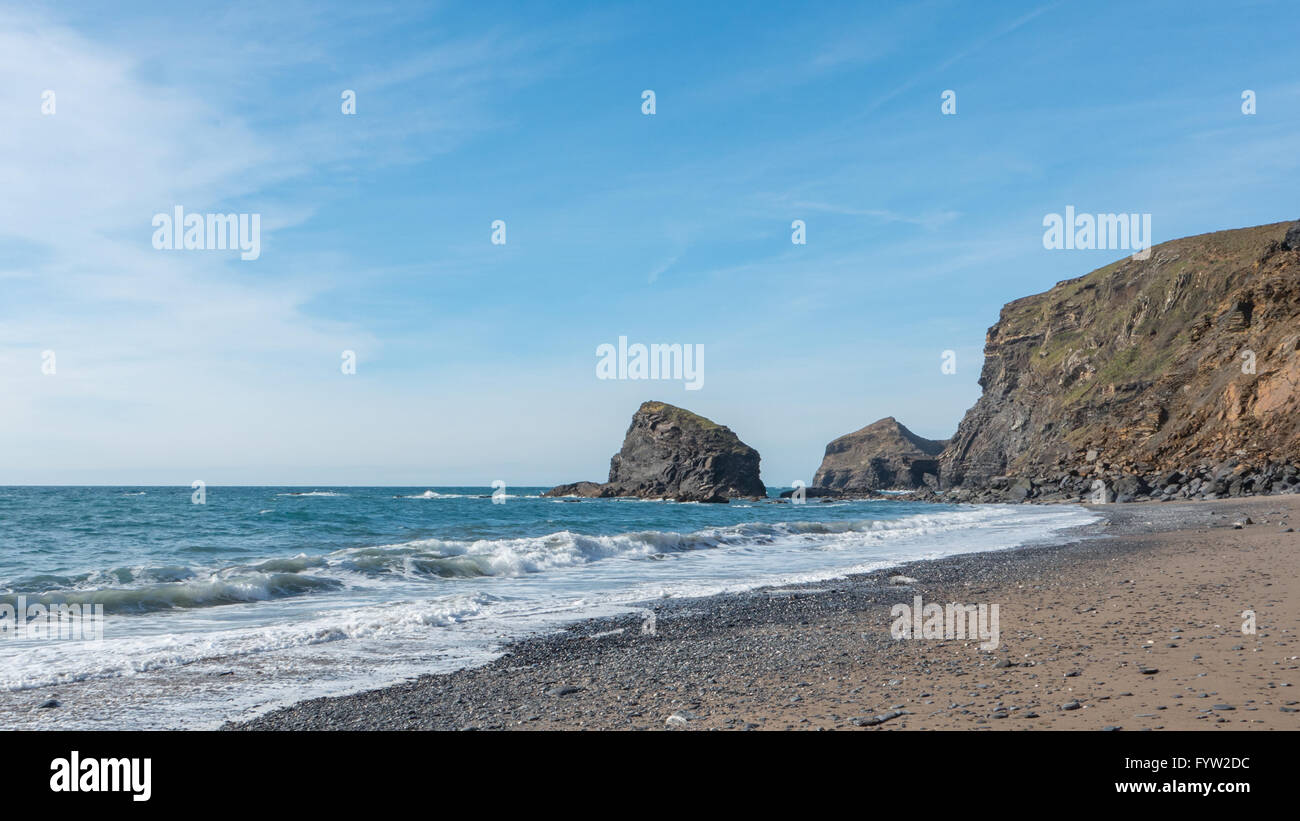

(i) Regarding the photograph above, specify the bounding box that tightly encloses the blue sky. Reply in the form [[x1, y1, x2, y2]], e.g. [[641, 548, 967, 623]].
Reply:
[[1, 0, 1298, 486]]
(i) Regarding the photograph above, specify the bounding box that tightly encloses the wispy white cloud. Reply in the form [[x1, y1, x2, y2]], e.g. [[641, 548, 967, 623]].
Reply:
[[0, 4, 572, 481], [784, 199, 961, 229], [857, 0, 1062, 117]]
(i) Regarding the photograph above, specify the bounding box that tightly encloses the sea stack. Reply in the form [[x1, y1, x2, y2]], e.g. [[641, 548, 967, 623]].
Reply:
[[545, 401, 765, 502], [812, 417, 946, 491]]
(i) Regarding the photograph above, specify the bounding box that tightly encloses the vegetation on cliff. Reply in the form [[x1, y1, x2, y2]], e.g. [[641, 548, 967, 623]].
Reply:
[[941, 220, 1300, 501]]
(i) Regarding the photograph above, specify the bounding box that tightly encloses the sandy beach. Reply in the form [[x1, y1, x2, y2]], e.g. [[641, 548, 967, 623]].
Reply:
[[230, 495, 1300, 731]]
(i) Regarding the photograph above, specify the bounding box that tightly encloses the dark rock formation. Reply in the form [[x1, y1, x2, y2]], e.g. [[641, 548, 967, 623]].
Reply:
[[544, 401, 765, 503], [812, 417, 946, 490], [1283, 221, 1300, 251], [940, 219, 1300, 503], [544, 481, 607, 498], [777, 486, 858, 500]]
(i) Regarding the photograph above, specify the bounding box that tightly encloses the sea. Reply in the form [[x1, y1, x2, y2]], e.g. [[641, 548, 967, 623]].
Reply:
[[0, 486, 1098, 729]]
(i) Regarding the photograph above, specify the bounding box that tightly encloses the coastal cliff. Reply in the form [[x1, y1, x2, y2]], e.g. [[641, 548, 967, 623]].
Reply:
[[941, 220, 1300, 502], [546, 401, 765, 502]]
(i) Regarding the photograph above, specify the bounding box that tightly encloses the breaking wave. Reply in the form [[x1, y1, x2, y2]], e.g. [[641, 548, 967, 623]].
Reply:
[[0, 507, 1059, 614]]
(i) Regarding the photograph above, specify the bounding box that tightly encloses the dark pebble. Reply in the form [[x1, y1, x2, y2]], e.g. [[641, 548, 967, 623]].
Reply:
[[547, 686, 583, 697]]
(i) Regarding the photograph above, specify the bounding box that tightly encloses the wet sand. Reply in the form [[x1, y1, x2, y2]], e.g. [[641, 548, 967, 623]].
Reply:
[[230, 496, 1300, 731]]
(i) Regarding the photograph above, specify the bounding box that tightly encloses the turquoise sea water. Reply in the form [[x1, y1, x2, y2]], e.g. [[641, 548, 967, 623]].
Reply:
[[0, 486, 1096, 728]]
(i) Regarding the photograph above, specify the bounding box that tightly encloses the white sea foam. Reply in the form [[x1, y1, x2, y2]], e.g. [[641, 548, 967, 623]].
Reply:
[[0, 592, 493, 692], [0, 502, 1098, 728], [2, 506, 1092, 609]]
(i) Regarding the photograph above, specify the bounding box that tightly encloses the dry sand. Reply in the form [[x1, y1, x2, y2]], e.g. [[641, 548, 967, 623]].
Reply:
[[744, 497, 1299, 730]]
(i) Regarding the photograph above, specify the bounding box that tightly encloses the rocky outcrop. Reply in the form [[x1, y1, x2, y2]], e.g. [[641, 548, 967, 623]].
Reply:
[[544, 481, 606, 497], [545, 401, 765, 503], [940, 220, 1300, 503], [812, 417, 946, 490]]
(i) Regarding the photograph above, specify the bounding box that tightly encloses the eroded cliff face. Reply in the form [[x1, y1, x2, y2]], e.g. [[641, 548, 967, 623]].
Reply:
[[812, 417, 946, 490], [940, 220, 1300, 501], [546, 401, 765, 502]]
